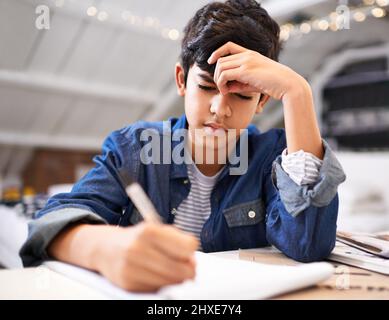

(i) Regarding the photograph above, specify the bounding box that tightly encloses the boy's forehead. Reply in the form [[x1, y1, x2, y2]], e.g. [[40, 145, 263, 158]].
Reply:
[[190, 64, 214, 83]]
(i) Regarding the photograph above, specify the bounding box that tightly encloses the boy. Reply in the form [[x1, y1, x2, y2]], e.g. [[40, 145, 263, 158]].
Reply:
[[20, 0, 345, 292]]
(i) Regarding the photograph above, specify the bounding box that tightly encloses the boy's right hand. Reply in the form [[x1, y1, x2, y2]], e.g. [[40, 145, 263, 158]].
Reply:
[[95, 223, 199, 292]]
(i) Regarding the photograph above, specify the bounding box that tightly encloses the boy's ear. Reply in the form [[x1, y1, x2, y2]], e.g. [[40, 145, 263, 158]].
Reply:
[[255, 94, 270, 114], [175, 63, 186, 96]]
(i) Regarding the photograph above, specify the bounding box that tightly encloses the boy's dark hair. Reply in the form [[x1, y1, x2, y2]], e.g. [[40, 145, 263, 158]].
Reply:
[[180, 0, 281, 85]]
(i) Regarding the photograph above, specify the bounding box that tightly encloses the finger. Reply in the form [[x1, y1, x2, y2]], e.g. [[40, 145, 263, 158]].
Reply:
[[145, 225, 199, 260], [136, 255, 195, 288], [214, 52, 246, 66], [131, 245, 196, 284], [216, 68, 243, 95], [214, 59, 243, 85], [214, 52, 250, 83], [189, 254, 197, 269], [124, 264, 184, 292], [208, 41, 246, 64]]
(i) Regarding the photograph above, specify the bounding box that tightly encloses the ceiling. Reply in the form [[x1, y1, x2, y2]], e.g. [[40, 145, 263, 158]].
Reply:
[[0, 0, 388, 180]]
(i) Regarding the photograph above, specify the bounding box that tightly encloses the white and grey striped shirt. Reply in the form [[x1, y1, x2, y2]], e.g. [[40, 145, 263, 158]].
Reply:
[[173, 149, 323, 250], [173, 162, 222, 249]]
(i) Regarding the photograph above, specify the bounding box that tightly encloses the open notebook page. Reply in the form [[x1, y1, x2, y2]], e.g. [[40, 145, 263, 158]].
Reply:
[[44, 252, 333, 300]]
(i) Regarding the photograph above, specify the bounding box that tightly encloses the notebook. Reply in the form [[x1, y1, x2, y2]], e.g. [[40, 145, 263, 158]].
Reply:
[[43, 252, 334, 300]]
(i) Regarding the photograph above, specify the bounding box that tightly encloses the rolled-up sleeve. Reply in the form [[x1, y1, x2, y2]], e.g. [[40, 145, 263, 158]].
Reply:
[[264, 139, 346, 262], [20, 208, 106, 267], [271, 140, 346, 217], [19, 128, 136, 267]]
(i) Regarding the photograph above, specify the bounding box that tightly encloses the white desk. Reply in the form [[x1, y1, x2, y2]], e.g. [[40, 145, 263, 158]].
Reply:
[[0, 251, 240, 300], [0, 249, 388, 300], [0, 266, 107, 299]]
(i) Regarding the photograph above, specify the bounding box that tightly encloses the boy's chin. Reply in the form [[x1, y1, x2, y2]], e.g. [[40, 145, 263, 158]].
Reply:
[[190, 127, 239, 151], [201, 138, 230, 151]]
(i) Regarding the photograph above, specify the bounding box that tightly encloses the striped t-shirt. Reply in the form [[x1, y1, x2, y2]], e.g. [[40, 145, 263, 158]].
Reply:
[[173, 162, 222, 249]]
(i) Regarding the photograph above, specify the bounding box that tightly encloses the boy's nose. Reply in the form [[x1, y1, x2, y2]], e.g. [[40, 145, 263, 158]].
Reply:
[[210, 94, 232, 118]]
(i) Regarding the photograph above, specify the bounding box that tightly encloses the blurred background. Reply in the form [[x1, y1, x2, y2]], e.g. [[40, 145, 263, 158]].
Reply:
[[0, 0, 388, 268]]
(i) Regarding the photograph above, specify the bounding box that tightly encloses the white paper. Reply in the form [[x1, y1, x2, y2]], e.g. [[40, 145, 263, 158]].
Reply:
[[44, 252, 334, 300], [158, 252, 333, 299]]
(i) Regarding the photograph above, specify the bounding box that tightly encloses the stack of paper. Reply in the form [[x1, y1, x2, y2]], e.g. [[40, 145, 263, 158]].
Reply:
[[336, 231, 389, 258], [328, 242, 389, 275]]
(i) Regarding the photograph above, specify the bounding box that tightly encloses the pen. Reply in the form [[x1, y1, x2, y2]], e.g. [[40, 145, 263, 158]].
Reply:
[[126, 182, 162, 224]]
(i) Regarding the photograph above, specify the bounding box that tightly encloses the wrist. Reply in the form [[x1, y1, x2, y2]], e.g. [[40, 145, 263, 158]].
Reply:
[[282, 75, 312, 105], [88, 225, 120, 272]]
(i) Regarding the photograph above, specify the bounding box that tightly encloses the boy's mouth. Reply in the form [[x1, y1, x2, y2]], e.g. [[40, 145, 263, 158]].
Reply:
[[203, 122, 228, 136], [203, 122, 228, 131]]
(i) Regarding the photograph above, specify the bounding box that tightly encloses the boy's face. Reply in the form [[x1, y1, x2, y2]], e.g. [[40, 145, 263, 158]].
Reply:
[[175, 63, 267, 151]]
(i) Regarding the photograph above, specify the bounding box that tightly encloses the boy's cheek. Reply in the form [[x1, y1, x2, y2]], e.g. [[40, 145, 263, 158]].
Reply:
[[184, 103, 203, 129], [186, 96, 210, 119]]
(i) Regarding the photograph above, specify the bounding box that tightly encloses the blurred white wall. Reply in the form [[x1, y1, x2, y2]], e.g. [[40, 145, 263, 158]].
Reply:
[[337, 152, 389, 232]]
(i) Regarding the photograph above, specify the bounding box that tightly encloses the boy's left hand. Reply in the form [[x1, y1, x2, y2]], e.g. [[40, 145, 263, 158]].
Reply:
[[208, 41, 308, 101]]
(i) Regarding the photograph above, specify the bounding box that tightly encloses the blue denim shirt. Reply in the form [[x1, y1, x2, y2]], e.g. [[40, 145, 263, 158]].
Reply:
[[20, 114, 346, 266]]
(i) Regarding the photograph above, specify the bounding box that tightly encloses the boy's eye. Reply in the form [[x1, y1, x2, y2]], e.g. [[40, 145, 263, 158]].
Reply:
[[198, 84, 253, 100], [234, 93, 253, 101], [198, 84, 216, 91]]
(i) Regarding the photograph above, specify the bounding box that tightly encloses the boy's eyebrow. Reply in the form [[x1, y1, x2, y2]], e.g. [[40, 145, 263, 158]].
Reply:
[[197, 73, 215, 84]]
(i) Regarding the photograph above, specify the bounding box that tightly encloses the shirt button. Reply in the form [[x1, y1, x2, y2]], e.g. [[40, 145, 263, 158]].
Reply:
[[171, 208, 177, 215], [183, 179, 189, 184], [248, 210, 256, 219]]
